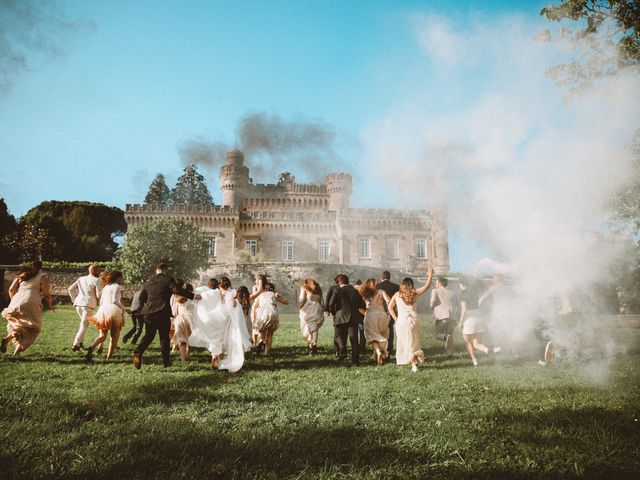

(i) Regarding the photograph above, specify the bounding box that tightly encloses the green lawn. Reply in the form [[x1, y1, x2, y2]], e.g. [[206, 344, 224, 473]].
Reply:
[[1, 306, 639, 479]]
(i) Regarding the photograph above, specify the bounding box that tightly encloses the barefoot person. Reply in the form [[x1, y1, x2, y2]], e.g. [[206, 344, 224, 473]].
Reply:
[[252, 283, 288, 357], [298, 278, 324, 354], [388, 266, 433, 373], [360, 278, 391, 366], [458, 276, 490, 367], [86, 271, 128, 361], [170, 284, 195, 361], [133, 263, 200, 369], [68, 264, 102, 351], [1, 260, 55, 357]]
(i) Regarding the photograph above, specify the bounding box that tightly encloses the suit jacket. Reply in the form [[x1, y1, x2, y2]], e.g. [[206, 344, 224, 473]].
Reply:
[[139, 273, 195, 317], [68, 274, 102, 308], [329, 284, 366, 326], [430, 286, 456, 320], [325, 284, 340, 315], [378, 279, 399, 314], [129, 290, 143, 315]]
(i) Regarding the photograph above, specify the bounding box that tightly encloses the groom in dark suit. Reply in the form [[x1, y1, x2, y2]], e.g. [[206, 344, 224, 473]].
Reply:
[[328, 274, 366, 365], [133, 263, 200, 369], [378, 270, 399, 354]]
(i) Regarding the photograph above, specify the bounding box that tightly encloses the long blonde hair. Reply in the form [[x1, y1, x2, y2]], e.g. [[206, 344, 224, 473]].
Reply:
[[399, 277, 417, 305]]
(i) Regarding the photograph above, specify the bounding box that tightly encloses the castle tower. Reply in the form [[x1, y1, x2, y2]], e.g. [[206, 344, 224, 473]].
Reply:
[[219, 148, 249, 208], [325, 173, 352, 211], [431, 204, 450, 274]]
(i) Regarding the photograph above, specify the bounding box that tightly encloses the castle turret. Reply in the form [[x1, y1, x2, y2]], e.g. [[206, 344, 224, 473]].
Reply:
[[220, 148, 249, 208], [325, 173, 352, 211], [431, 204, 450, 274]]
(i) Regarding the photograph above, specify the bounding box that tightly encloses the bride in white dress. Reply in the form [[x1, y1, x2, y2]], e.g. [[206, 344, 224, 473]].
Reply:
[[188, 277, 251, 372]]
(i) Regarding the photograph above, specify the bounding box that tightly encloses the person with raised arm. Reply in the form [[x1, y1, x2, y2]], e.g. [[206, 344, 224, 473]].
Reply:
[[387, 266, 433, 373]]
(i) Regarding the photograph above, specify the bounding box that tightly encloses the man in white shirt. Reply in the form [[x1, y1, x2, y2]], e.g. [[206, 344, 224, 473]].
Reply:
[[430, 276, 456, 356], [68, 265, 102, 351]]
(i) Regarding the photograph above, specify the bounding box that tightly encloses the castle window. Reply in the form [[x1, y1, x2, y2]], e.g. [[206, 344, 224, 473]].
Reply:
[[386, 237, 399, 260], [206, 236, 217, 258], [282, 240, 294, 261], [245, 239, 258, 256], [415, 239, 427, 259], [318, 240, 330, 262], [358, 238, 371, 259]]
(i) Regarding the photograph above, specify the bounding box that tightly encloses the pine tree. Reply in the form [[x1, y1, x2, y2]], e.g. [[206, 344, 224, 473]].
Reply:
[[171, 164, 214, 206], [144, 174, 172, 205]]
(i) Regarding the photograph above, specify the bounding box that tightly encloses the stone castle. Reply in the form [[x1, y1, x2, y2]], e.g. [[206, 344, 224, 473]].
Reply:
[[125, 149, 450, 274]]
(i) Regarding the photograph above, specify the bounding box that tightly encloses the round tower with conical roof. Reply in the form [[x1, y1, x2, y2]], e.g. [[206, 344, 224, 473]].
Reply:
[[220, 148, 249, 208], [325, 173, 352, 211]]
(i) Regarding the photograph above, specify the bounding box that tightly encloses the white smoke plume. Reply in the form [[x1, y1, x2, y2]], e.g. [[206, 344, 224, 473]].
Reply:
[[364, 13, 640, 377]]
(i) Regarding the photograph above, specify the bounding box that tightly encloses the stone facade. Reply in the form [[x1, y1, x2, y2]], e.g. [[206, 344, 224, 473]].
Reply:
[[125, 149, 450, 274]]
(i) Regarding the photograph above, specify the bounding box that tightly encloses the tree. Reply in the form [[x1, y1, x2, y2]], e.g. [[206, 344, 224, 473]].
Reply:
[[119, 218, 210, 284], [540, 1, 639, 91], [0, 198, 19, 263], [171, 164, 214, 206], [3, 225, 53, 263], [144, 173, 172, 204], [20, 201, 126, 261]]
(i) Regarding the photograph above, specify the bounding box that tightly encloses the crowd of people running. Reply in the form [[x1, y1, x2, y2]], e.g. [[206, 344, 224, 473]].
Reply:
[[1, 260, 555, 372]]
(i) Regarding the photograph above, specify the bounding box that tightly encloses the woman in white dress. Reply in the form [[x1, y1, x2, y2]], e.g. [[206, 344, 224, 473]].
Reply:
[[251, 283, 288, 357], [1, 260, 55, 356], [86, 271, 128, 361], [388, 266, 433, 372], [298, 278, 324, 354], [360, 278, 391, 366], [249, 273, 267, 348], [171, 283, 195, 361], [189, 277, 251, 372], [458, 276, 490, 367]]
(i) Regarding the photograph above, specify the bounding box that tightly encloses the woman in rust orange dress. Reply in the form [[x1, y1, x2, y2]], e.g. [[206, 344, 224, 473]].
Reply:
[[86, 271, 128, 361]]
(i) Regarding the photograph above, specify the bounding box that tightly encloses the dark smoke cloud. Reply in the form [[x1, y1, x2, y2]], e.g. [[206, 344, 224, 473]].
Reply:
[[179, 112, 353, 182], [0, 0, 95, 97], [178, 138, 228, 169]]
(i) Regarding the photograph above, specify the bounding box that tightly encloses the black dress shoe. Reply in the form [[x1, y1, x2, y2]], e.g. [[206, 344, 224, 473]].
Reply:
[[122, 334, 130, 344], [86, 347, 94, 362], [311, 345, 318, 355], [72, 343, 82, 352], [0, 337, 8, 354]]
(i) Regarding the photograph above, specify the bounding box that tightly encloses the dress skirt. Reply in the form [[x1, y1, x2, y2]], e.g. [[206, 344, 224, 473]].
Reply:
[[363, 306, 389, 348], [461, 309, 485, 335], [88, 304, 124, 331]]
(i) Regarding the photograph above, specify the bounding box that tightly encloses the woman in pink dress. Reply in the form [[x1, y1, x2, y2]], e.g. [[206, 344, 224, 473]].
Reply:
[[388, 266, 433, 373], [1, 260, 55, 356]]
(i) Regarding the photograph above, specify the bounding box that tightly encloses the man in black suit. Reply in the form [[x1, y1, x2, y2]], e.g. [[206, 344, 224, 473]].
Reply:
[[133, 263, 200, 369], [328, 274, 366, 365], [325, 276, 341, 357], [378, 270, 399, 354]]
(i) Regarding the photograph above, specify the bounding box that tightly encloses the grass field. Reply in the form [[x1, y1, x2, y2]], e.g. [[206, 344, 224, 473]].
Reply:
[[1, 305, 639, 479]]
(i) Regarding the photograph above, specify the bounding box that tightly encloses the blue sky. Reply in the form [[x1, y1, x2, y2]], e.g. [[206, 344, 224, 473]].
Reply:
[[0, 0, 552, 271]]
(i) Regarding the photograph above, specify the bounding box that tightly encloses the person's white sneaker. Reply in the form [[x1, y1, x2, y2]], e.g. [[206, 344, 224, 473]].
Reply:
[[473, 359, 478, 367], [493, 346, 501, 353], [411, 364, 418, 373], [537, 360, 547, 366]]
